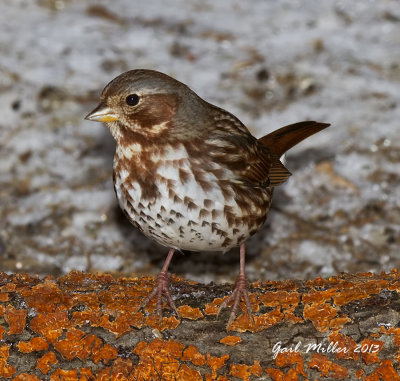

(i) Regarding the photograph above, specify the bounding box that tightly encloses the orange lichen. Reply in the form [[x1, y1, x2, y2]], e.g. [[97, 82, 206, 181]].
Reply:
[[274, 351, 306, 377], [0, 344, 16, 378], [231, 309, 284, 333], [261, 290, 300, 308], [106, 358, 135, 380], [204, 302, 219, 315], [303, 302, 338, 332], [360, 338, 384, 365], [305, 276, 329, 288], [228, 312, 254, 332], [0, 292, 9, 302], [50, 369, 78, 380], [206, 353, 230, 379], [20, 279, 71, 313], [220, 335, 242, 346], [245, 292, 260, 313], [182, 345, 206, 366], [364, 359, 400, 381], [4, 306, 27, 334], [176, 364, 203, 380], [229, 360, 263, 381], [30, 311, 70, 344], [333, 279, 387, 306], [265, 367, 283, 381], [259, 290, 302, 324], [204, 297, 226, 316], [145, 315, 180, 331], [13, 374, 40, 381], [0, 270, 400, 377], [132, 339, 189, 380], [329, 331, 358, 361], [302, 288, 337, 304], [266, 367, 301, 380], [308, 353, 349, 379], [101, 311, 144, 336], [79, 367, 95, 380], [329, 316, 352, 331], [383, 327, 400, 362], [36, 351, 58, 375], [72, 309, 143, 336], [52, 326, 117, 365], [92, 343, 118, 365], [177, 305, 204, 320], [54, 328, 99, 361], [356, 369, 365, 379], [70, 293, 100, 310], [263, 279, 298, 291], [18, 337, 49, 353]]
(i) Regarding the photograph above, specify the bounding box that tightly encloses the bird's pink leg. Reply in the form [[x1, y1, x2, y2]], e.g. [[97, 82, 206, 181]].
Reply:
[[217, 243, 255, 329], [136, 248, 179, 318]]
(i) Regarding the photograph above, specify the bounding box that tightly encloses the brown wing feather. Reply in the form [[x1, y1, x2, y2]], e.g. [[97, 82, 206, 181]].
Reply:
[[206, 112, 329, 188], [205, 121, 291, 187], [258, 121, 330, 157]]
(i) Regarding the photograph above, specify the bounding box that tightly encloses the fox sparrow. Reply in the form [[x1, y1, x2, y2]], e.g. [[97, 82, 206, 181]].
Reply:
[[85, 69, 329, 328]]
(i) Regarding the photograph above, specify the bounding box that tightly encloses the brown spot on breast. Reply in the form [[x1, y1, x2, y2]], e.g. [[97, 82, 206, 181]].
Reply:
[[187, 201, 198, 211], [198, 209, 210, 219], [184, 196, 194, 205], [211, 209, 221, 219], [249, 229, 258, 236], [173, 195, 183, 204], [204, 199, 213, 208], [236, 234, 246, 244], [191, 168, 213, 192], [222, 237, 232, 247], [173, 158, 186, 169], [179, 168, 191, 183], [218, 179, 234, 199]]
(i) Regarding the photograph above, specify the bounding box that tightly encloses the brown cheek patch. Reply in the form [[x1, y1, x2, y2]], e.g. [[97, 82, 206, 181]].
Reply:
[[133, 94, 178, 129]]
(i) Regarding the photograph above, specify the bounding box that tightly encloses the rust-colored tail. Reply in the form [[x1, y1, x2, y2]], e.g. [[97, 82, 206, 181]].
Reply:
[[259, 121, 330, 157]]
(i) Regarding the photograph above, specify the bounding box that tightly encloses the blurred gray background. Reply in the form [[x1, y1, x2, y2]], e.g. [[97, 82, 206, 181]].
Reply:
[[0, 0, 399, 284]]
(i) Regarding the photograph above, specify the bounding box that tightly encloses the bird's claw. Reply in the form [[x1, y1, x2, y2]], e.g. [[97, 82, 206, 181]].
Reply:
[[217, 273, 255, 330], [135, 271, 180, 319]]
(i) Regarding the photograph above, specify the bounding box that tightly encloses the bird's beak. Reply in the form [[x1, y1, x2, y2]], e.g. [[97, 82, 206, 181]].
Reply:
[[84, 103, 119, 122]]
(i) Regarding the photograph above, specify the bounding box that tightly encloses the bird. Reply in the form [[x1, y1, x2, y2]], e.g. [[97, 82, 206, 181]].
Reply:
[[85, 69, 330, 328]]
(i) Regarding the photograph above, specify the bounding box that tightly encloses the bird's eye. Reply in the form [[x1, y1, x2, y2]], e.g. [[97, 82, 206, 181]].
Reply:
[[125, 94, 140, 106]]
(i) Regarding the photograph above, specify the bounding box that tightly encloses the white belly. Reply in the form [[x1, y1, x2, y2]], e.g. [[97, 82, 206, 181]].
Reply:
[[113, 144, 269, 251]]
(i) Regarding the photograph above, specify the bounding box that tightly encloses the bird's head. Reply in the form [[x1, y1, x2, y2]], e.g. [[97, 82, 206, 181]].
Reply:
[[85, 69, 208, 144]]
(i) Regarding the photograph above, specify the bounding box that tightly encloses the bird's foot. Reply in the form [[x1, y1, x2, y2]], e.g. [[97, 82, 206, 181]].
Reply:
[[135, 271, 180, 319], [217, 273, 254, 330]]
